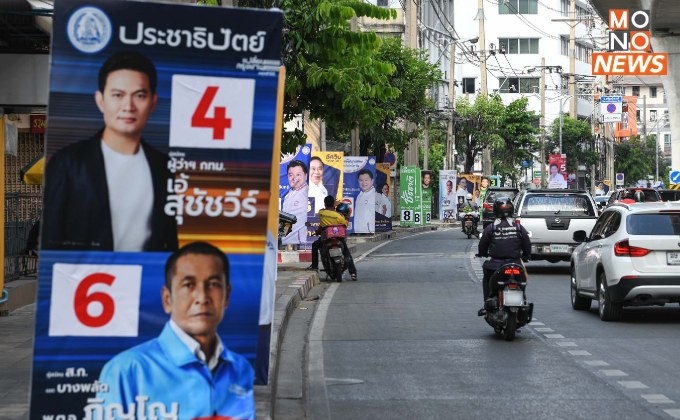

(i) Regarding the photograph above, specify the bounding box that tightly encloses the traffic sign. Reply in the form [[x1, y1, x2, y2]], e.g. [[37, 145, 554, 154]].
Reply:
[[670, 170, 680, 184], [615, 172, 625, 186], [384, 152, 397, 167], [601, 96, 622, 123]]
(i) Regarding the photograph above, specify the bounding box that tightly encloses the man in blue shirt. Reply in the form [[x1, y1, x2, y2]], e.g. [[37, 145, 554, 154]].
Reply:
[[95, 242, 254, 419]]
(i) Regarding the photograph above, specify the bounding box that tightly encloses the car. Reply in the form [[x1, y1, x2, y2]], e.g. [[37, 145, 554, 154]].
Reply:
[[513, 189, 598, 263], [657, 189, 680, 202], [606, 188, 661, 207], [570, 202, 680, 321], [481, 187, 520, 228]]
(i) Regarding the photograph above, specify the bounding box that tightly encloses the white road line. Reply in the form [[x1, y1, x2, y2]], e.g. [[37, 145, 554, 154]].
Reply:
[[555, 341, 577, 347], [641, 394, 675, 404], [530, 321, 545, 326], [534, 327, 553, 332], [600, 369, 628, 377], [568, 350, 592, 356], [618, 381, 649, 389], [664, 409, 680, 418], [544, 334, 564, 339], [355, 230, 434, 262], [583, 360, 610, 367]]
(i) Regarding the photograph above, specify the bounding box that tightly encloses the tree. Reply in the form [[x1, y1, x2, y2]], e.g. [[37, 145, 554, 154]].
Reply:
[[241, 0, 400, 152], [614, 135, 660, 186], [546, 116, 597, 173], [454, 95, 505, 174], [494, 97, 540, 186]]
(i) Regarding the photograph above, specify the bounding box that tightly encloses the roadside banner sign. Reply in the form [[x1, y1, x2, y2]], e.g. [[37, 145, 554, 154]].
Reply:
[[399, 166, 421, 226], [616, 172, 625, 186]]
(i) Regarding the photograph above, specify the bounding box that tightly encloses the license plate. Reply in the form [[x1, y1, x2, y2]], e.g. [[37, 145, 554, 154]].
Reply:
[[503, 289, 524, 306], [550, 244, 569, 253], [667, 252, 680, 265], [329, 248, 343, 258]]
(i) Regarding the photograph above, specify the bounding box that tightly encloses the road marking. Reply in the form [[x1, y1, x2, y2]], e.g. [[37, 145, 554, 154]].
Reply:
[[355, 230, 434, 262], [618, 381, 649, 389], [555, 341, 577, 347], [531, 321, 545, 326], [544, 334, 564, 339], [663, 409, 680, 419], [534, 327, 554, 332], [641, 394, 675, 404], [308, 283, 339, 420], [584, 360, 610, 367], [568, 350, 591, 356], [600, 369, 628, 377]]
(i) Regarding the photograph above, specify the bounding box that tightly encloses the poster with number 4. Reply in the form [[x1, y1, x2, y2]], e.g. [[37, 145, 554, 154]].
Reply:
[[33, 1, 283, 419]]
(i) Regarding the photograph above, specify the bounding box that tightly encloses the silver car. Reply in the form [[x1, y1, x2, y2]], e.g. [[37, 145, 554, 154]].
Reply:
[[570, 202, 680, 321]]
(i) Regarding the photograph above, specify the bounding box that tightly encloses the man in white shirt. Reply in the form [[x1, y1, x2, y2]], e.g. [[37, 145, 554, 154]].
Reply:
[[281, 160, 309, 245], [354, 169, 376, 233], [308, 156, 328, 214], [43, 51, 177, 252], [375, 183, 391, 218], [548, 163, 567, 189]]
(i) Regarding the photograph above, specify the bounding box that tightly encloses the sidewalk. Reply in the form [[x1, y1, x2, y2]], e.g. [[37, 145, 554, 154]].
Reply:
[[0, 222, 447, 419]]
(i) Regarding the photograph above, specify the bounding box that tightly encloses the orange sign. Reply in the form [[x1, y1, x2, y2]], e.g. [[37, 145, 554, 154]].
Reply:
[[592, 52, 667, 75]]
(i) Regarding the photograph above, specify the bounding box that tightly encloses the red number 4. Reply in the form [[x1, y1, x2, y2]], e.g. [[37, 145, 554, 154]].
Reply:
[[191, 86, 232, 140]]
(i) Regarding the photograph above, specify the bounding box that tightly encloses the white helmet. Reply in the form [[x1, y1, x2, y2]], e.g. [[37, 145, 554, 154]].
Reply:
[[466, 193, 473, 200]]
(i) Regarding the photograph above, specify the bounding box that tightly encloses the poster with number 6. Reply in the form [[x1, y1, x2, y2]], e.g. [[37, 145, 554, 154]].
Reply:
[[33, 1, 283, 419]]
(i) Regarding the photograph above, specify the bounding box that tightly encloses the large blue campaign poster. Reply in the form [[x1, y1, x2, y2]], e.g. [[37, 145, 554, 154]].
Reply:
[[343, 156, 376, 234], [32, 1, 282, 418], [279, 144, 311, 246]]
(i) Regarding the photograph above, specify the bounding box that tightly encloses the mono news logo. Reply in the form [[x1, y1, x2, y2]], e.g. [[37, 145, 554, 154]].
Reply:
[[592, 9, 667, 76]]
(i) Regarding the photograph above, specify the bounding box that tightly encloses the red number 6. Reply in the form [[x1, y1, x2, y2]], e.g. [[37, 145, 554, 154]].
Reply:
[[74, 273, 116, 328]]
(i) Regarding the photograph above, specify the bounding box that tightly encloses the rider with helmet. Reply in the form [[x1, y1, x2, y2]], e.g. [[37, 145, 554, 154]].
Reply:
[[476, 197, 531, 315], [307, 195, 358, 281], [619, 189, 636, 204], [458, 193, 480, 232]]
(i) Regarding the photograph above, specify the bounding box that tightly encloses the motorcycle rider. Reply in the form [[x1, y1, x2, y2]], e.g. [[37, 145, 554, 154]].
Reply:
[[476, 197, 531, 316], [459, 193, 480, 233], [307, 195, 358, 281]]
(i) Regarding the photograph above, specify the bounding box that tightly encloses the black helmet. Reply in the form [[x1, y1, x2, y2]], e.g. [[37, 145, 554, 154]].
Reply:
[[623, 189, 634, 199], [493, 197, 514, 218], [336, 202, 350, 218]]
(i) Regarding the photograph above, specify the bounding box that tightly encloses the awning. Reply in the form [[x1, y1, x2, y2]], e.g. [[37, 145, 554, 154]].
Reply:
[[20, 156, 44, 185]]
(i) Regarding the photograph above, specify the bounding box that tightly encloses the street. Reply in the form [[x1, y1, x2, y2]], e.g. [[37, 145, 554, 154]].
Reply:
[[276, 228, 680, 419]]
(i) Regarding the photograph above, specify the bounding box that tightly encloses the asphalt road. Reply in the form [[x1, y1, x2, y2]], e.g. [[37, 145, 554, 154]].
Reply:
[[277, 228, 680, 419]]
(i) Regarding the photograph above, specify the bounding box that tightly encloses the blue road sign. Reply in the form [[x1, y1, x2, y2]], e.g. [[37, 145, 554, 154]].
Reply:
[[670, 170, 680, 184], [384, 152, 396, 166]]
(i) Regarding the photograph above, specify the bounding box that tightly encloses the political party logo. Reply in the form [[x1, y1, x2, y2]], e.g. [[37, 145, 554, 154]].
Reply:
[[302, 145, 311, 155], [170, 75, 255, 149], [66, 6, 112, 54], [368, 157, 376, 165], [592, 9, 667, 75], [48, 264, 142, 337]]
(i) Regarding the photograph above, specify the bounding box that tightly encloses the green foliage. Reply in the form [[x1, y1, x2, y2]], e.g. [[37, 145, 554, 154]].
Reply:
[[546, 116, 597, 172], [614, 135, 662, 186], [494, 97, 539, 186], [454, 95, 505, 173]]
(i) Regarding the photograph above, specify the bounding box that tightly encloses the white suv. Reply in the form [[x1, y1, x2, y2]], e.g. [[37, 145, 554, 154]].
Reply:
[[570, 202, 680, 321]]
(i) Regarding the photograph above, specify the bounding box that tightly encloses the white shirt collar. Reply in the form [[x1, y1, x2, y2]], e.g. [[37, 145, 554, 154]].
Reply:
[[169, 319, 224, 371]]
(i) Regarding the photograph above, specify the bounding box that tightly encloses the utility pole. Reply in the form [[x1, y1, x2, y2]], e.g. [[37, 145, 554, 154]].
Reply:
[[569, 0, 576, 118], [540, 57, 546, 187], [424, 115, 429, 170], [447, 41, 456, 170], [642, 95, 647, 142], [405, 0, 418, 165], [350, 16, 360, 156], [478, 0, 491, 176]]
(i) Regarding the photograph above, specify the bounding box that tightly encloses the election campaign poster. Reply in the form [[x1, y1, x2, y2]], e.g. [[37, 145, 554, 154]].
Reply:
[[400, 166, 421, 227], [280, 144, 312, 246], [305, 151, 344, 248], [548, 154, 568, 189], [439, 170, 457, 221], [455, 174, 480, 217], [375, 163, 392, 232], [421, 170, 433, 225], [343, 157, 376, 234], [33, 1, 283, 418]]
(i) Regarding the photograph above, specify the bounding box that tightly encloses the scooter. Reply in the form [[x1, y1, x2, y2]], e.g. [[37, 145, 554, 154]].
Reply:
[[482, 261, 533, 341], [462, 212, 479, 239], [319, 224, 348, 282]]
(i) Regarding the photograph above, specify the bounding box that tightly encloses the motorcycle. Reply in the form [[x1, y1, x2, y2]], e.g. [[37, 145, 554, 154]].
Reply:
[[462, 211, 479, 239], [319, 224, 348, 282], [482, 261, 533, 341]]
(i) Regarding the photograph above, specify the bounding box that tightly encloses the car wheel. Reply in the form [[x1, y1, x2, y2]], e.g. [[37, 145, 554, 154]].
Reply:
[[598, 272, 622, 321], [571, 266, 591, 310]]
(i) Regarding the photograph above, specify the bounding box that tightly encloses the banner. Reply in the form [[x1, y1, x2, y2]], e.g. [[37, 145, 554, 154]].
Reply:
[[455, 174, 480, 218], [594, 180, 610, 196], [440, 170, 457, 221], [34, 1, 283, 418], [399, 166, 421, 226], [375, 163, 392, 232], [548, 154, 568, 189], [421, 170, 432, 225], [343, 157, 376, 234], [280, 144, 311, 246], [305, 151, 344, 247]]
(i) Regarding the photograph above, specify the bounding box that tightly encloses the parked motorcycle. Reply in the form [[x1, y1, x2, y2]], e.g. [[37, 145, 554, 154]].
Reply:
[[482, 261, 533, 341], [320, 224, 348, 282], [462, 212, 479, 239]]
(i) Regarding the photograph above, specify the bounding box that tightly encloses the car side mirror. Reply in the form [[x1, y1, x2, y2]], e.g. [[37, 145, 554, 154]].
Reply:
[[573, 230, 588, 243]]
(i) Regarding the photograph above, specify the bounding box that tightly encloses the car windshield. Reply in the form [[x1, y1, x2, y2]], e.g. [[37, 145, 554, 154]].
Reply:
[[626, 214, 680, 235], [485, 190, 517, 203], [621, 190, 661, 202], [521, 194, 595, 216]]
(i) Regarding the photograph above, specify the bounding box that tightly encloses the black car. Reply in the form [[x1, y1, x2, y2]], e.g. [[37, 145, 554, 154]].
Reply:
[[481, 187, 520, 228], [658, 189, 680, 202]]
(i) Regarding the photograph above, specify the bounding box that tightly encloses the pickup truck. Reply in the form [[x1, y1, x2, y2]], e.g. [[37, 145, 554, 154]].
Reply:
[[513, 189, 598, 263]]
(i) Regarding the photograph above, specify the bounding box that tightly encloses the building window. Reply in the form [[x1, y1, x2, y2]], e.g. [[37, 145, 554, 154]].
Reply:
[[499, 77, 539, 93], [632, 86, 640, 96], [664, 110, 669, 119], [650, 110, 657, 121], [664, 134, 671, 147], [636, 110, 641, 122], [560, 36, 593, 63], [499, 38, 539, 54], [499, 0, 537, 14], [650, 86, 657, 98], [462, 78, 476, 94]]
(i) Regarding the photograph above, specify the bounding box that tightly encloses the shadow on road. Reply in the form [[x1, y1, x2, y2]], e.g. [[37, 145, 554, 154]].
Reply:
[[524, 262, 570, 275]]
